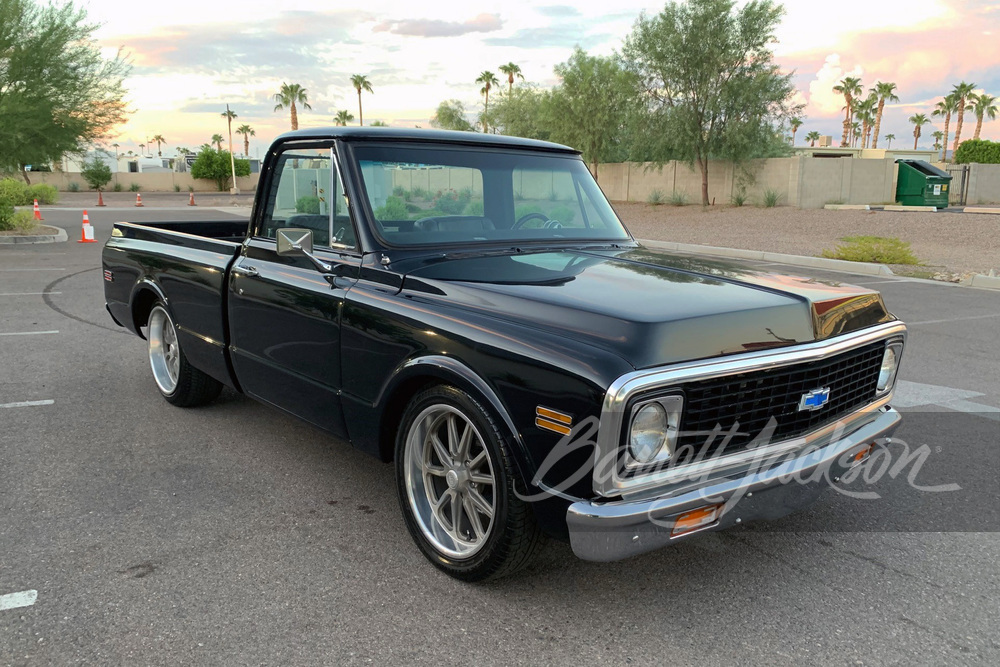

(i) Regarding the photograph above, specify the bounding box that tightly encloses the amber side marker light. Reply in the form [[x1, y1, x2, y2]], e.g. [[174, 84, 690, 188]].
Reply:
[[852, 443, 876, 467], [671, 504, 723, 538], [536, 406, 573, 435]]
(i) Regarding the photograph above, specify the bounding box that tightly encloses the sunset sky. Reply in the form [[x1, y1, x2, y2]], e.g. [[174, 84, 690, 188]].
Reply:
[[85, 0, 1000, 157]]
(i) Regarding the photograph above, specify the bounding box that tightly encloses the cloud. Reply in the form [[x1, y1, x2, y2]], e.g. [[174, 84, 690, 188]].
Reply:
[[805, 54, 865, 117], [372, 14, 502, 38], [484, 27, 613, 49], [535, 5, 581, 17]]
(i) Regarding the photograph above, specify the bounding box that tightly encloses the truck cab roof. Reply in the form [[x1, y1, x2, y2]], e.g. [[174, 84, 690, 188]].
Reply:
[[274, 127, 579, 154]]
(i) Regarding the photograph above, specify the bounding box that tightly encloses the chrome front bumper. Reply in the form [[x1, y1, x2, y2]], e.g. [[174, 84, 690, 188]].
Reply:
[[566, 406, 902, 562]]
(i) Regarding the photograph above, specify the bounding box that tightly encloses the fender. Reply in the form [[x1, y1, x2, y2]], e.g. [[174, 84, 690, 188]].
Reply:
[[373, 354, 535, 490], [126, 278, 169, 339]]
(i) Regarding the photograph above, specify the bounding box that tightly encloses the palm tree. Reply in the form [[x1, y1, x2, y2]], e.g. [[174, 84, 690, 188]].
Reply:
[[833, 76, 863, 146], [970, 92, 998, 140], [850, 121, 862, 147], [884, 133, 895, 149], [932, 130, 944, 152], [476, 70, 499, 132], [498, 62, 524, 95], [151, 134, 166, 157], [909, 113, 930, 149], [870, 82, 899, 149], [111, 143, 120, 159], [933, 94, 958, 161], [350, 74, 373, 126], [273, 82, 312, 131], [805, 130, 820, 147], [788, 118, 803, 145], [235, 124, 255, 156], [334, 110, 354, 126], [950, 81, 977, 154], [211, 134, 224, 152], [855, 95, 877, 148], [138, 143, 146, 156]]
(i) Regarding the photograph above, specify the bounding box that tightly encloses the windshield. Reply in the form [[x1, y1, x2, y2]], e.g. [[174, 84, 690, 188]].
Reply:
[[351, 144, 631, 247]]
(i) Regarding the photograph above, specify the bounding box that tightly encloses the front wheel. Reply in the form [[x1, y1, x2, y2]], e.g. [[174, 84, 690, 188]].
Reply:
[[147, 302, 222, 407], [395, 385, 543, 581]]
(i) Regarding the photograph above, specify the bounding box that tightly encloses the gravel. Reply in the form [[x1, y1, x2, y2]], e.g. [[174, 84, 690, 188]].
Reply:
[[613, 202, 1000, 276]]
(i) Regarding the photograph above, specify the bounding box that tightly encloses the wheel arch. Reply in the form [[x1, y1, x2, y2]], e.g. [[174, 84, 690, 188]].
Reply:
[[128, 279, 168, 339]]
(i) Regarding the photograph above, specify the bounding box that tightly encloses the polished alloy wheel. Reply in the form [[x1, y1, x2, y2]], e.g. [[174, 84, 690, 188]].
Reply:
[[148, 306, 180, 394], [404, 404, 497, 558]]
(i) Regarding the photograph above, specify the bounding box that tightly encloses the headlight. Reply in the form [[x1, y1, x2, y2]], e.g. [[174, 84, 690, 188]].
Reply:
[[627, 395, 683, 465], [877, 343, 902, 394]]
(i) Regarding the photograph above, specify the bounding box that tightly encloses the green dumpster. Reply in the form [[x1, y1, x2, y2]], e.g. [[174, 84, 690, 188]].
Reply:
[[895, 159, 952, 208]]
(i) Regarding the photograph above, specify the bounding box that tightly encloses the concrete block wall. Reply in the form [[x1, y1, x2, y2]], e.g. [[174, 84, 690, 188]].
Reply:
[[967, 164, 1000, 204], [24, 171, 260, 193]]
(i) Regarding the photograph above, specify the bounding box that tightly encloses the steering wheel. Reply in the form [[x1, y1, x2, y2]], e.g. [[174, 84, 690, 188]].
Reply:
[[512, 212, 551, 229]]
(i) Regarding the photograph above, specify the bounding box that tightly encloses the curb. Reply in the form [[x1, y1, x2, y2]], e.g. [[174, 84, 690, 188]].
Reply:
[[963, 274, 1000, 290], [884, 205, 937, 212], [963, 207, 1000, 215], [823, 204, 870, 211], [640, 240, 894, 276], [0, 226, 68, 245]]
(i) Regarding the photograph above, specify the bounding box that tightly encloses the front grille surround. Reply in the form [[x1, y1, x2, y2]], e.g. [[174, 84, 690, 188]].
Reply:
[[594, 322, 907, 498]]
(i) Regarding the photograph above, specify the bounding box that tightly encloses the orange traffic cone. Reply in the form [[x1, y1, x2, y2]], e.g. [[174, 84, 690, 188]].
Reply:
[[135, 193, 144, 207], [78, 210, 96, 244], [33, 199, 43, 221], [188, 191, 196, 206], [97, 190, 106, 207]]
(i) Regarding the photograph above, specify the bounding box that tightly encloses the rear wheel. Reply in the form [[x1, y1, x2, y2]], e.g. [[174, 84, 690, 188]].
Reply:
[[395, 385, 543, 581], [147, 302, 222, 407]]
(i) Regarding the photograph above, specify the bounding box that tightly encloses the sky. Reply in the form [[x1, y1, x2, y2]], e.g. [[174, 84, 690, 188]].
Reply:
[[84, 0, 1000, 158]]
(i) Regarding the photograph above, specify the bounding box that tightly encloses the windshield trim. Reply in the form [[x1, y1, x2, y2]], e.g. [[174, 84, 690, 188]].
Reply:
[[344, 141, 633, 251]]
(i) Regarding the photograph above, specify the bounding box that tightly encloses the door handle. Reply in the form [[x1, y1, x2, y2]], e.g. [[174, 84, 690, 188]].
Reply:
[[233, 263, 259, 277]]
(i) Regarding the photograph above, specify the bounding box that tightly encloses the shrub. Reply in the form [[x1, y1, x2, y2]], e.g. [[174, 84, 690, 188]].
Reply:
[[26, 184, 58, 204], [0, 200, 13, 230], [173, 184, 181, 192], [113, 182, 123, 192], [81, 157, 113, 192], [295, 196, 321, 214], [762, 188, 781, 208], [129, 182, 141, 192], [821, 236, 920, 265], [730, 189, 747, 207], [548, 205, 576, 224], [668, 191, 688, 206], [953, 139, 1000, 164], [11, 211, 37, 233], [466, 201, 485, 216], [0, 178, 28, 207], [67, 181, 80, 192], [433, 188, 470, 215], [647, 189, 665, 205], [410, 186, 428, 201], [392, 185, 409, 199], [374, 196, 408, 220], [189, 147, 251, 190]]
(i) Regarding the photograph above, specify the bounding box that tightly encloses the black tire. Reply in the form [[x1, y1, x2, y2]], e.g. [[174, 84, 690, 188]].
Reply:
[[395, 384, 544, 582], [146, 301, 223, 407]]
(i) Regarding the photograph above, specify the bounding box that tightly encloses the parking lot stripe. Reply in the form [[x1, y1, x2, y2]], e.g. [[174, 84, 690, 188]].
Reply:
[[0, 590, 37, 611], [0, 400, 55, 408], [0, 268, 66, 272], [0, 330, 59, 337], [0, 291, 62, 296], [908, 313, 1000, 326]]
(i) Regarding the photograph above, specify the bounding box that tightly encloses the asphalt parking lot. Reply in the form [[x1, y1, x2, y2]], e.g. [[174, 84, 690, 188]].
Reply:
[[2, 206, 998, 665]]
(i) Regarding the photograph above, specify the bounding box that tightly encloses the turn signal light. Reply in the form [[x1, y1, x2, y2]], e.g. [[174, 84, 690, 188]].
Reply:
[[671, 504, 723, 537]]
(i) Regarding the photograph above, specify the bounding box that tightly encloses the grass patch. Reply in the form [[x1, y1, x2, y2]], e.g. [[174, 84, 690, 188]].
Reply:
[[647, 189, 665, 205], [821, 236, 921, 265], [762, 188, 781, 208], [668, 191, 688, 206]]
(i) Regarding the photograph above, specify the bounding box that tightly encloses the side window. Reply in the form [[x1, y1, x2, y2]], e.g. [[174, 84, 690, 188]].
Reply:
[[512, 167, 587, 228], [260, 147, 355, 248]]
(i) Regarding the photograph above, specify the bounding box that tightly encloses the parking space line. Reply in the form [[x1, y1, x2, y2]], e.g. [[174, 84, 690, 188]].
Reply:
[[0, 291, 62, 296], [908, 313, 1000, 326], [0, 330, 59, 337], [0, 400, 55, 408], [0, 590, 37, 611], [0, 268, 66, 272]]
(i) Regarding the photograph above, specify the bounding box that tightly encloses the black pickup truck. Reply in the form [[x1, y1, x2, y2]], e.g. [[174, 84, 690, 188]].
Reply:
[[103, 128, 906, 580]]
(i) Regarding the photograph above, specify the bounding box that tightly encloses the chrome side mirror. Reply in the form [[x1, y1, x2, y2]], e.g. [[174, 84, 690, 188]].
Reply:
[[276, 228, 332, 273]]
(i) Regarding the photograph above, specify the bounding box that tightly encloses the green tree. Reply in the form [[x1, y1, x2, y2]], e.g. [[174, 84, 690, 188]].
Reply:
[[370, 120, 389, 127], [80, 156, 112, 191], [932, 130, 944, 151], [498, 62, 524, 95], [805, 130, 820, 147], [909, 113, 930, 150], [475, 70, 500, 132], [484, 86, 550, 141], [190, 147, 250, 191], [933, 94, 958, 161], [350, 74, 373, 126], [235, 124, 254, 156], [544, 48, 637, 178], [788, 117, 803, 145], [151, 134, 166, 157], [950, 81, 976, 154], [210, 133, 224, 152], [833, 76, 862, 147], [969, 92, 997, 141], [430, 100, 475, 131], [273, 82, 311, 130], [870, 81, 899, 149], [855, 94, 877, 148], [954, 139, 1000, 164], [0, 0, 130, 184], [884, 133, 895, 149], [334, 110, 354, 126], [623, 0, 799, 205]]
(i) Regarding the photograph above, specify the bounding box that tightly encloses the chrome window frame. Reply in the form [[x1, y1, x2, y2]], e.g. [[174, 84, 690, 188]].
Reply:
[[595, 321, 908, 498]]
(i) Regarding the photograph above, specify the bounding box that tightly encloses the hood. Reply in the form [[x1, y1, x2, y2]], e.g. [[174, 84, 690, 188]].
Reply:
[[400, 246, 893, 369]]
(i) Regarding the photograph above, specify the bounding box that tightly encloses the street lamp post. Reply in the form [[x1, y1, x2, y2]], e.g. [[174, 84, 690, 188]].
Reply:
[[226, 104, 239, 195]]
